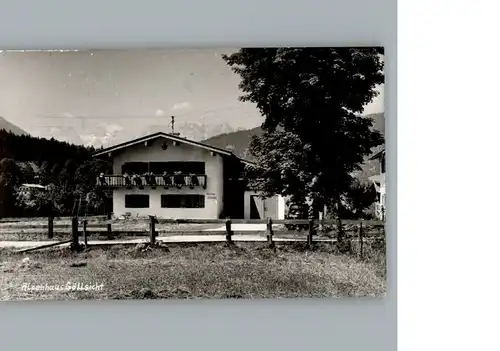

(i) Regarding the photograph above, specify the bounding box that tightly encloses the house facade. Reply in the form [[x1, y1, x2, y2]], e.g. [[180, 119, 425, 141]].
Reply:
[[93, 132, 285, 220], [368, 148, 386, 220]]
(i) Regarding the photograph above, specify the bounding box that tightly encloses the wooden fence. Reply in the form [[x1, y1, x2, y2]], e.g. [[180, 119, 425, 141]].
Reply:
[[0, 215, 384, 257]]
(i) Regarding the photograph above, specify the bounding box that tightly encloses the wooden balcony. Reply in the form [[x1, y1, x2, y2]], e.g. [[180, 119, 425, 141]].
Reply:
[[96, 174, 207, 189]]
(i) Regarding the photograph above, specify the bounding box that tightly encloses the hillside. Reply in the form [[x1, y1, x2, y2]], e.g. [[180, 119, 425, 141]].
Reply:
[[0, 116, 28, 136], [202, 126, 264, 161], [203, 113, 385, 181]]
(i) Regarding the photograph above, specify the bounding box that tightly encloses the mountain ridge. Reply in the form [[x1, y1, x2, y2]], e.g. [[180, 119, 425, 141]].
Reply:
[[202, 113, 385, 182], [39, 122, 240, 148], [202, 113, 385, 159], [0, 116, 29, 136]]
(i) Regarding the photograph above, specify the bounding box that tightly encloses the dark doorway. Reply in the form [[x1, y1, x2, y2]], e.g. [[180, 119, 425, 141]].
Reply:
[[250, 195, 265, 219], [223, 180, 245, 218], [222, 157, 246, 219]]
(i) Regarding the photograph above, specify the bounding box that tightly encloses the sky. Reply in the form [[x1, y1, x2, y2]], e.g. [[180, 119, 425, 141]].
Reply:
[[0, 49, 384, 145]]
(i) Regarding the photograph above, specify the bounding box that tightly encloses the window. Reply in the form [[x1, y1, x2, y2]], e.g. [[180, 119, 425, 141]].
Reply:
[[161, 195, 205, 208], [125, 194, 150, 208]]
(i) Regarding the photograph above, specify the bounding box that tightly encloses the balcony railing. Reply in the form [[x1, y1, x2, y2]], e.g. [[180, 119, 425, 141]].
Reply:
[[96, 174, 207, 189]]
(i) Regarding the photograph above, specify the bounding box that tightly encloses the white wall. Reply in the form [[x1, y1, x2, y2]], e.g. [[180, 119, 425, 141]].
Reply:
[[380, 177, 386, 218], [277, 195, 286, 220], [243, 191, 285, 220], [111, 137, 223, 219]]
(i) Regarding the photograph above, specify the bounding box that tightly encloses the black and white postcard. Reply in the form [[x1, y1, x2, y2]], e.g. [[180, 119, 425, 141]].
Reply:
[[0, 48, 386, 300]]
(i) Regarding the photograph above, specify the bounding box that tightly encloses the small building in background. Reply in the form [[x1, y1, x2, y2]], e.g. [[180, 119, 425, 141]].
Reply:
[[368, 148, 386, 220]]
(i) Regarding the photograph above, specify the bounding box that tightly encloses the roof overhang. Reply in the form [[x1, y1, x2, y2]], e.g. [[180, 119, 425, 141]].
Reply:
[[368, 173, 385, 184], [92, 131, 256, 166], [92, 132, 234, 158], [369, 149, 385, 160], [240, 159, 256, 167]]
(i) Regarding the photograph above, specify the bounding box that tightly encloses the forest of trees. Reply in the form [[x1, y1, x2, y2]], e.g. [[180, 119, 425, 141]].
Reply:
[[0, 129, 111, 218]]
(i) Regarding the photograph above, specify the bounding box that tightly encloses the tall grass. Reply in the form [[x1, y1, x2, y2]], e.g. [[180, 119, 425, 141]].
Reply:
[[0, 241, 386, 300]]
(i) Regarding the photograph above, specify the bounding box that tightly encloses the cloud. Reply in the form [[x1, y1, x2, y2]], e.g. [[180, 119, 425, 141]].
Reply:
[[104, 123, 123, 134], [171, 101, 190, 111], [155, 109, 165, 117]]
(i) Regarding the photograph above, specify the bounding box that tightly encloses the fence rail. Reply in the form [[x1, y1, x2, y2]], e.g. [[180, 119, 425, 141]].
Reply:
[[88, 218, 384, 226], [0, 216, 108, 223], [0, 216, 383, 226], [0, 219, 383, 230]]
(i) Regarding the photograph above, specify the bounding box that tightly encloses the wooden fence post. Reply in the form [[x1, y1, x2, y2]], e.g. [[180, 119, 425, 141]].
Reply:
[[83, 219, 88, 248], [358, 222, 363, 259], [47, 216, 54, 239], [318, 211, 323, 232], [149, 215, 156, 245], [267, 217, 274, 248], [107, 212, 112, 234], [225, 218, 233, 244], [71, 216, 79, 250], [307, 219, 314, 246]]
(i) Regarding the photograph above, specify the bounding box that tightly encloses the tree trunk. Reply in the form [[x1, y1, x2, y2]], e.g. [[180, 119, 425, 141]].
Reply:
[[308, 200, 315, 219], [335, 195, 350, 253], [307, 197, 317, 238]]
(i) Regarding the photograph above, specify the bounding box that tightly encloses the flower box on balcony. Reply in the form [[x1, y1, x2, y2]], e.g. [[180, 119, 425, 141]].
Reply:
[[96, 174, 207, 190]]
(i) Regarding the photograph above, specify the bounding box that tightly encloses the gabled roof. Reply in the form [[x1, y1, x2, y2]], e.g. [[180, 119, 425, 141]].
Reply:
[[369, 148, 385, 160], [92, 131, 256, 166], [368, 174, 385, 184], [237, 158, 256, 166]]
